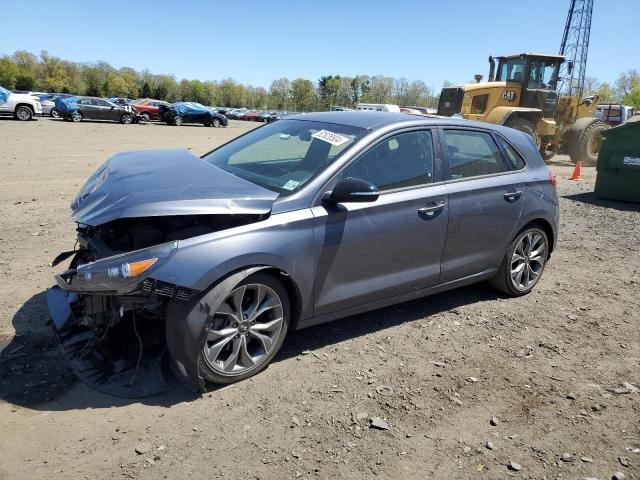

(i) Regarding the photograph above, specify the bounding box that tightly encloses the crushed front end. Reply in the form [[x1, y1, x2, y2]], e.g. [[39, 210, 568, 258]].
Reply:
[[48, 224, 197, 398]]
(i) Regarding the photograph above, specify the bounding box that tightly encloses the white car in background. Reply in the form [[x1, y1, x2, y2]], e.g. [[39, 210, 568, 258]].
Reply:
[[355, 103, 401, 112], [0, 86, 42, 120]]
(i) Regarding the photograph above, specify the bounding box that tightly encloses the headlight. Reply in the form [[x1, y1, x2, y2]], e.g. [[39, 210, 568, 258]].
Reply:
[[71, 241, 177, 293]]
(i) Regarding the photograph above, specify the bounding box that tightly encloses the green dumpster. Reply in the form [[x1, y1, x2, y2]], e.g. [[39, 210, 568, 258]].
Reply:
[[594, 120, 640, 203]]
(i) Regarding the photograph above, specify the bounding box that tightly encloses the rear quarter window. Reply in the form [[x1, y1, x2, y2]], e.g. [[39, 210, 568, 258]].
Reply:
[[495, 135, 526, 171], [444, 129, 502, 179]]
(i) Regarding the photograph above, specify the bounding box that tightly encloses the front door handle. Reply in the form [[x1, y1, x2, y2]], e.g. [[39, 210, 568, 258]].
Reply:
[[503, 190, 523, 202], [418, 202, 446, 217]]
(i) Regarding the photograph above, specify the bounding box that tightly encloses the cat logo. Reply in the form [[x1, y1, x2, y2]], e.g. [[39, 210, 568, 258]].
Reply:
[[502, 90, 517, 102]]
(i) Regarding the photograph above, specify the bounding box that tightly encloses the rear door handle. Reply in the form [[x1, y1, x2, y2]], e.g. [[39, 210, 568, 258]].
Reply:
[[418, 202, 446, 217], [503, 190, 523, 202]]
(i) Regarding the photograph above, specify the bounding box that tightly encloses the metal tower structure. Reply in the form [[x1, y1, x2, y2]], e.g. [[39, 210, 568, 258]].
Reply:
[[558, 0, 594, 98]]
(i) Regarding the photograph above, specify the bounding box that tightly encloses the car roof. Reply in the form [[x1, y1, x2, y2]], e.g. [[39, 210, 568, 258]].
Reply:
[[286, 111, 495, 131]]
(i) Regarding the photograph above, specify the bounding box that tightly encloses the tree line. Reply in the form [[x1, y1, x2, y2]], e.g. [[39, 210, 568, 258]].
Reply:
[[0, 50, 638, 110], [0, 50, 439, 111]]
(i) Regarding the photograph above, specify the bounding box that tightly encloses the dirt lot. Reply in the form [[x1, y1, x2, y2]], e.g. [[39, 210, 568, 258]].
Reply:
[[0, 117, 638, 480]]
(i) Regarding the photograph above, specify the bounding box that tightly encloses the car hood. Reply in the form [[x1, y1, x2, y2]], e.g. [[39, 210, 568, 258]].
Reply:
[[71, 148, 279, 226]]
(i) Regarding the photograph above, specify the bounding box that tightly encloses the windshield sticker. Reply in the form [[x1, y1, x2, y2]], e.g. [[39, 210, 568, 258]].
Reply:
[[282, 180, 300, 191], [311, 130, 350, 146]]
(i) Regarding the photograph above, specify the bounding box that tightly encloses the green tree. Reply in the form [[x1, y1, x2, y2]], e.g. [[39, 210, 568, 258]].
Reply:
[[0, 57, 19, 89], [269, 77, 291, 109], [290, 78, 315, 112], [622, 87, 640, 109]]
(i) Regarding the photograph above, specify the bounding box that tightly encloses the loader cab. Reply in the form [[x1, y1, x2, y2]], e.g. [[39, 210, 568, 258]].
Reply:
[[495, 53, 564, 118]]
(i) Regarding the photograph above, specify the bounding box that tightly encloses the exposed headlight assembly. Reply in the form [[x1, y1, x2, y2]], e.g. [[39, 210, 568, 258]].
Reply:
[[57, 241, 177, 293]]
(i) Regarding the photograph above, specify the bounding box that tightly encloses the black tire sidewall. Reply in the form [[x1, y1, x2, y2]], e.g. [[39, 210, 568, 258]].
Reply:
[[198, 272, 290, 385], [50, 108, 60, 118]]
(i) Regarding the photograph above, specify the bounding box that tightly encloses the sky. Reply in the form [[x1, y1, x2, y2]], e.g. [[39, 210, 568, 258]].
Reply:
[[1, 0, 638, 89]]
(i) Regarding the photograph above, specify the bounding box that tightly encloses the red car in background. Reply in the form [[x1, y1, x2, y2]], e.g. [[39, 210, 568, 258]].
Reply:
[[132, 98, 170, 121]]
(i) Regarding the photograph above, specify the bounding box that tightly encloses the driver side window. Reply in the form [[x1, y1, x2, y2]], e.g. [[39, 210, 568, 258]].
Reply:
[[340, 130, 434, 191]]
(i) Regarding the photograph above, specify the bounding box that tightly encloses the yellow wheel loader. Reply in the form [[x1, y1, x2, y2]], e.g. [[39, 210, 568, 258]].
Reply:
[[437, 53, 608, 165]]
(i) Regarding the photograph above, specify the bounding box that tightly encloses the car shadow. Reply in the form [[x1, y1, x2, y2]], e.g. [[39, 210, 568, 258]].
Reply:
[[1, 282, 500, 411], [563, 192, 640, 212]]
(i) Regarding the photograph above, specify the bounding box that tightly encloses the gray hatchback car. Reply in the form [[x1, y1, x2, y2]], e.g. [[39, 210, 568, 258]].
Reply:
[[48, 112, 559, 396]]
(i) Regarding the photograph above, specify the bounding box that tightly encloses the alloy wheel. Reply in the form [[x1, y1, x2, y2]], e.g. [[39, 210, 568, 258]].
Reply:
[[16, 107, 32, 121], [510, 231, 547, 291], [202, 284, 284, 375]]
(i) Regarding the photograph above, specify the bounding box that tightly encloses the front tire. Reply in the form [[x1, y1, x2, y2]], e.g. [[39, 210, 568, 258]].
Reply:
[[14, 105, 33, 121], [173, 115, 183, 126], [139, 112, 150, 123], [120, 113, 133, 124], [70, 111, 83, 122], [50, 108, 60, 118], [489, 226, 549, 296], [211, 118, 221, 127], [198, 272, 290, 385]]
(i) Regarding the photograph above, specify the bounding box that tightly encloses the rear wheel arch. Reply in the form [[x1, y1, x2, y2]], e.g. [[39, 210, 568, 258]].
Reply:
[[518, 219, 555, 257]]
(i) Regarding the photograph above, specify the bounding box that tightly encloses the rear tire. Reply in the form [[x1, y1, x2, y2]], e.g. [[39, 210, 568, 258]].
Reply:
[[565, 119, 608, 166], [14, 105, 33, 121], [197, 272, 290, 385], [505, 117, 539, 148], [489, 226, 549, 297]]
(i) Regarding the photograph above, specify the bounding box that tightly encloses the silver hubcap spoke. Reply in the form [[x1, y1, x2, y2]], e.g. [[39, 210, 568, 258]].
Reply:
[[203, 283, 283, 375], [510, 231, 546, 291]]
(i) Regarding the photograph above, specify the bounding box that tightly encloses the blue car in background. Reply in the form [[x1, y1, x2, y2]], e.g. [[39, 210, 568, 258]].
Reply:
[[158, 102, 228, 127]]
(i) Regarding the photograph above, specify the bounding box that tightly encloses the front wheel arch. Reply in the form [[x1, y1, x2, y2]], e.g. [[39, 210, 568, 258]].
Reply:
[[165, 265, 302, 392]]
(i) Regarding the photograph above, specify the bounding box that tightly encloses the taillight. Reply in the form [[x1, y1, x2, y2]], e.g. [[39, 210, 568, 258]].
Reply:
[[548, 170, 557, 188]]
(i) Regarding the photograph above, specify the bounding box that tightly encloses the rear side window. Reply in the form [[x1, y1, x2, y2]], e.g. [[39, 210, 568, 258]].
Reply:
[[444, 130, 502, 179], [495, 135, 526, 171]]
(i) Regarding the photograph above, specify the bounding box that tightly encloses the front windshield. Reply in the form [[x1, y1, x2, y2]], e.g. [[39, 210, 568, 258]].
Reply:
[[203, 119, 366, 195], [528, 60, 557, 89]]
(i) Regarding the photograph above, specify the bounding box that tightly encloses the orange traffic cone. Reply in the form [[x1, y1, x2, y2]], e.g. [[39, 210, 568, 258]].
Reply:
[[569, 160, 582, 181]]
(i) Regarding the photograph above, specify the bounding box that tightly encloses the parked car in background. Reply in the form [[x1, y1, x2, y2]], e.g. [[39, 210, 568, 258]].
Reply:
[[596, 104, 635, 127], [225, 108, 248, 120], [38, 93, 75, 118], [239, 110, 260, 121], [47, 111, 559, 395], [257, 111, 276, 122], [159, 102, 228, 127], [61, 97, 136, 123], [400, 107, 423, 115], [108, 97, 135, 106], [356, 103, 401, 112], [402, 106, 437, 115], [132, 98, 170, 121], [0, 86, 42, 120]]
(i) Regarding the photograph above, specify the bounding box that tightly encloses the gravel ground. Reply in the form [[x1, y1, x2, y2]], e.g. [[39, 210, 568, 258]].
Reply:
[[0, 117, 638, 480]]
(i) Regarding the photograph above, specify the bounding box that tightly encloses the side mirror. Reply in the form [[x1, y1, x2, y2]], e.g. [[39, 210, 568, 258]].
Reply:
[[325, 177, 379, 204]]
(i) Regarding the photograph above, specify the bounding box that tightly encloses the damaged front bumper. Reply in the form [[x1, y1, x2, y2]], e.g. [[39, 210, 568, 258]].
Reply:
[[47, 241, 199, 397]]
